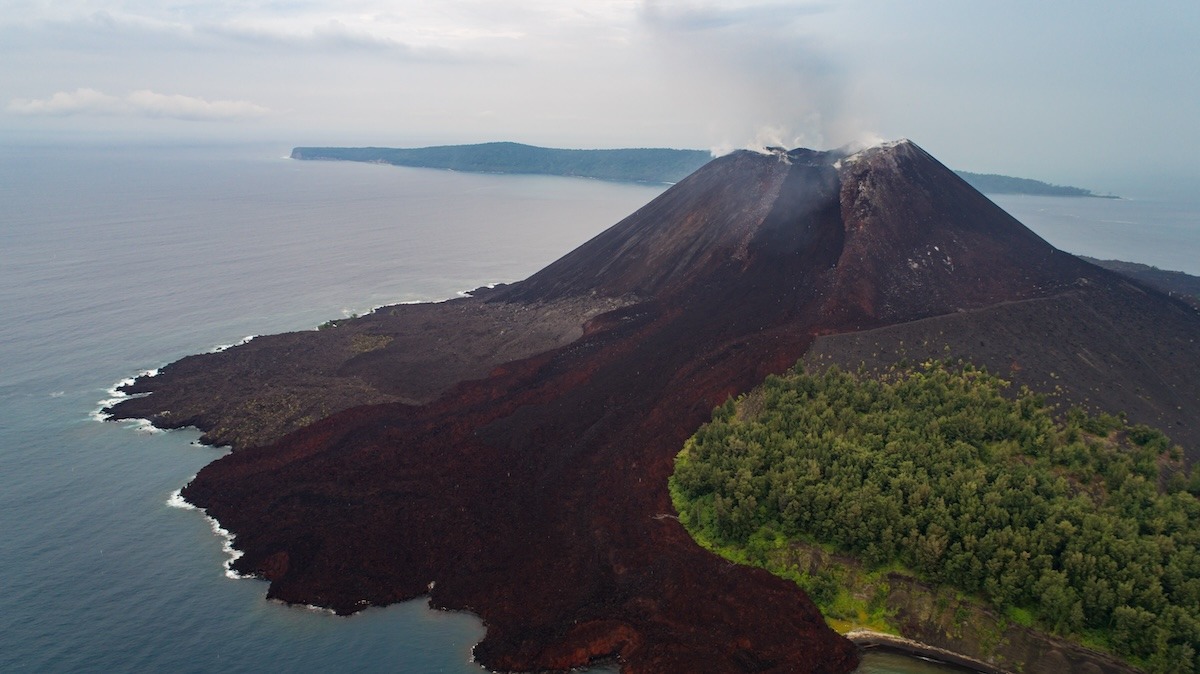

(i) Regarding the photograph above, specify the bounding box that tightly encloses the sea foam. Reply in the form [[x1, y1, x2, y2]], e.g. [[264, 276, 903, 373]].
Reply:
[[91, 369, 157, 422], [168, 486, 249, 580], [208, 335, 257, 353]]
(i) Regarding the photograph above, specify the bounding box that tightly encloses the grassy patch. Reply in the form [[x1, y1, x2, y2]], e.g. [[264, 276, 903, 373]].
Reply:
[[350, 333, 393, 353]]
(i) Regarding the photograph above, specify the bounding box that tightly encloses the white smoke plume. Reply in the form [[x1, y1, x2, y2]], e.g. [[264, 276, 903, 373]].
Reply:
[[640, 1, 880, 154]]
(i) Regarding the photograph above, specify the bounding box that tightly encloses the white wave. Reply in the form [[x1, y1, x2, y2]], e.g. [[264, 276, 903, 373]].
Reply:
[[108, 376, 136, 397], [296, 602, 337, 615], [92, 376, 136, 421], [129, 418, 163, 434], [375, 284, 503, 310], [92, 363, 164, 421], [49, 390, 65, 398], [208, 335, 257, 353], [166, 488, 196, 510], [455, 282, 503, 299], [168, 486, 249, 580], [335, 295, 451, 317]]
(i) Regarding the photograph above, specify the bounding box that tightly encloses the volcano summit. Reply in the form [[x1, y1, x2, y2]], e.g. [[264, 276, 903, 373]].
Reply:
[[107, 140, 1200, 672]]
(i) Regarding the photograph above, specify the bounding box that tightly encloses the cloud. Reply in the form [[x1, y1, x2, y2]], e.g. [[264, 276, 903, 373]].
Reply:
[[7, 88, 271, 121], [640, 0, 827, 31], [7, 88, 122, 116], [0, 6, 498, 62], [195, 19, 473, 61], [125, 90, 272, 120]]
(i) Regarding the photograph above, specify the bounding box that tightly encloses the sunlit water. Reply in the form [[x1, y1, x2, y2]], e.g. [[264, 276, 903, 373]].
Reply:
[[1, 145, 1192, 672]]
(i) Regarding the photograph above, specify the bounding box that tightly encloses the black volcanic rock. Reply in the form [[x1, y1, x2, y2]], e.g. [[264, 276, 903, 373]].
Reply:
[[107, 140, 1199, 673], [804, 278, 1200, 459], [822, 141, 1090, 325], [107, 294, 630, 449], [502, 140, 1095, 327], [1083, 256, 1200, 309], [495, 148, 836, 302]]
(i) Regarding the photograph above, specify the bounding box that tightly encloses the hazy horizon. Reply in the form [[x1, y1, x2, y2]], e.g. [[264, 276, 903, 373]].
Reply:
[[3, 1, 1198, 201]]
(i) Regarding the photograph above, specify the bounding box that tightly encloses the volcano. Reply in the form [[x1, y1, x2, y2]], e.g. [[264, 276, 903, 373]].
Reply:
[[107, 140, 1200, 672]]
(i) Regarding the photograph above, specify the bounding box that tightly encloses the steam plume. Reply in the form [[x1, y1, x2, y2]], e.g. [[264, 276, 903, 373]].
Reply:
[[640, 1, 877, 153]]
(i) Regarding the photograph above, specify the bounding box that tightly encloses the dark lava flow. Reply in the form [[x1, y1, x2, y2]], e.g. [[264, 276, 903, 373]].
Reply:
[[109, 141, 1194, 672]]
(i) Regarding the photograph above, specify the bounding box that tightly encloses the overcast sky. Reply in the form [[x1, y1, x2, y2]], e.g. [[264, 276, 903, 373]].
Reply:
[[3, 1, 1197, 197]]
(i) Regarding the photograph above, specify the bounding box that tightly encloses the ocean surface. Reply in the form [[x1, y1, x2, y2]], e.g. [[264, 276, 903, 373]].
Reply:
[[989, 193, 1200, 276], [0, 144, 1194, 673]]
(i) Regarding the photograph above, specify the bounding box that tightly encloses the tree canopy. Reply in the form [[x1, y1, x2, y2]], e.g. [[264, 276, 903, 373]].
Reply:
[[671, 361, 1199, 672]]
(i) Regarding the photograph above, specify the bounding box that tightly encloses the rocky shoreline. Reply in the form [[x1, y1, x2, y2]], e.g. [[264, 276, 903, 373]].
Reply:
[[107, 290, 629, 450], [105, 142, 1199, 672]]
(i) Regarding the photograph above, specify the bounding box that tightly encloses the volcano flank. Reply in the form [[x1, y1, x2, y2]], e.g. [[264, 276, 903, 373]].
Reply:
[[107, 140, 1200, 672]]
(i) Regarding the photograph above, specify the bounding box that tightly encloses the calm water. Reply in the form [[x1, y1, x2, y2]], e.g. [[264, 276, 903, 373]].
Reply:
[[992, 193, 1200, 275], [0, 145, 1194, 673]]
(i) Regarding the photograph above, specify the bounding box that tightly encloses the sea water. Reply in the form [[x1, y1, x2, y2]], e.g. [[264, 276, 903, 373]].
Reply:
[[0, 144, 656, 673], [991, 193, 1200, 275], [0, 145, 1194, 673]]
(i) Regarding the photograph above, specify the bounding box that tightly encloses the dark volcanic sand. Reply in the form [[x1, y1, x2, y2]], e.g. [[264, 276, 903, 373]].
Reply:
[[107, 141, 1200, 672]]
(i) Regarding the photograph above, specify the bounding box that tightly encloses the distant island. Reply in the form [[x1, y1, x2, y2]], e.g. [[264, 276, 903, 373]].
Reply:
[[954, 170, 1117, 198], [291, 142, 1115, 197], [290, 142, 710, 183]]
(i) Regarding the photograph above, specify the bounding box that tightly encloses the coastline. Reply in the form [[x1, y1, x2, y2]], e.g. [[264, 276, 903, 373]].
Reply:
[[166, 486, 247, 580], [764, 539, 1149, 674], [84, 145, 1190, 666], [846, 630, 1006, 674]]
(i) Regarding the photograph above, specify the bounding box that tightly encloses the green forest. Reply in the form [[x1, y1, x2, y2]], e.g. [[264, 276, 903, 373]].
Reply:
[[670, 362, 1200, 672], [953, 170, 1111, 197], [290, 142, 711, 183]]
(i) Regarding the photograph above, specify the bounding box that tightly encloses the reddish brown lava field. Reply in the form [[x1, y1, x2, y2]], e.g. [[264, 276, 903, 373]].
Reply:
[[109, 141, 1200, 672]]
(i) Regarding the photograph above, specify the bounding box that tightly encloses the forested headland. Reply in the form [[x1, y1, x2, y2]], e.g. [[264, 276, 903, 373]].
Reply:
[[954, 171, 1116, 197], [671, 362, 1200, 673], [290, 142, 711, 183]]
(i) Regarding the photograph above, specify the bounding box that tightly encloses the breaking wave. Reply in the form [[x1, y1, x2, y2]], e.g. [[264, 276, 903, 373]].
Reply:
[[167, 486, 249, 580]]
